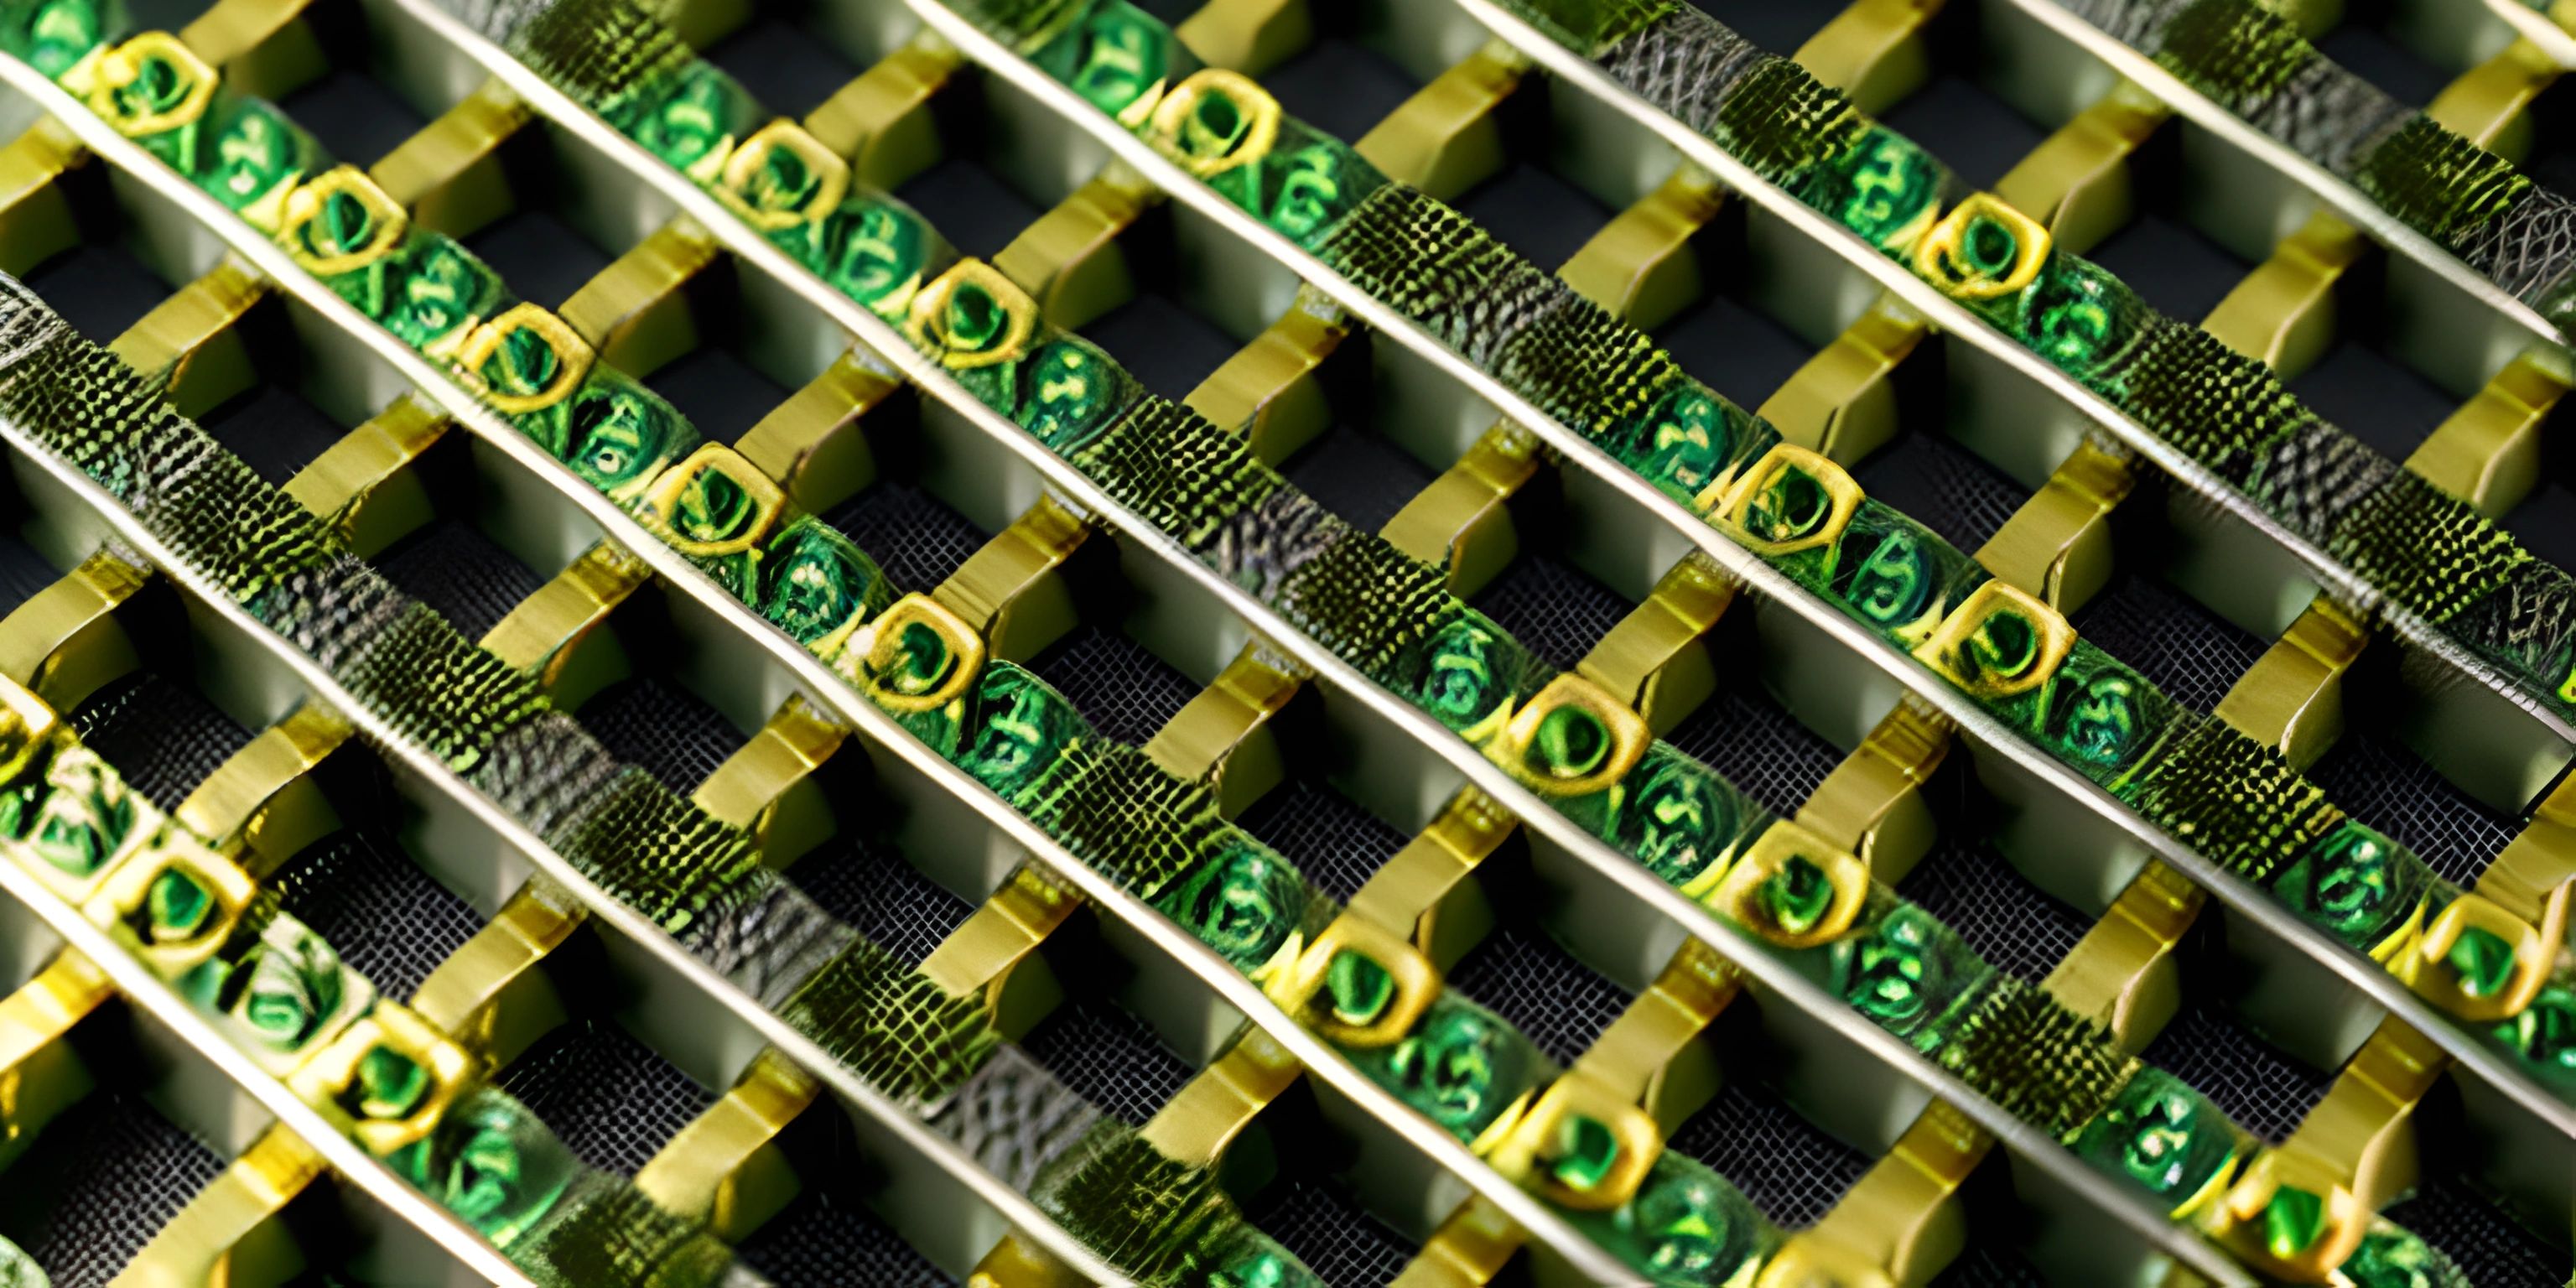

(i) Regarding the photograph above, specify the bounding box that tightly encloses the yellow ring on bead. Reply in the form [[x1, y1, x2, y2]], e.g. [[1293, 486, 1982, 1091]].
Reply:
[[1145, 70, 1281, 178]]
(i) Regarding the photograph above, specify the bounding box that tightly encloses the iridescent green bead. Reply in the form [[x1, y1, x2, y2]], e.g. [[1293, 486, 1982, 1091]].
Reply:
[[230, 927, 345, 1050], [2446, 926, 2517, 999], [1151, 840, 1310, 974], [143, 866, 212, 943], [2271, 823, 2426, 953], [1413, 615, 1515, 737], [2, 0, 115, 80], [1527, 704, 1614, 782], [2336, 1225, 2454, 1288], [1550, 1114, 1622, 1194], [22, 747, 144, 880], [1359, 995, 1536, 1141], [376, 235, 506, 354], [1758, 854, 1835, 937], [538, 371, 695, 504], [1573, 1155, 1769, 1286], [2069, 1067, 2238, 1210], [1828, 899, 1987, 1046], [2262, 1187, 2328, 1259], [2042, 642, 2179, 788], [1028, 0, 1176, 121], [1207, 117, 1389, 250], [956, 662, 1088, 802], [350, 1043, 430, 1123], [395, 1088, 580, 1246], [186, 96, 313, 225], [880, 621, 956, 699], [1795, 124, 1944, 257], [1325, 948, 1394, 1026], [2491, 980, 2575, 1080], [1825, 505, 1986, 647], [1011, 336, 1140, 454], [1602, 379, 1737, 505], [2015, 254, 2149, 388], [757, 517, 891, 654], [1607, 749, 1750, 895], [655, 454, 762, 546], [98, 41, 205, 136], [624, 61, 757, 178], [797, 199, 935, 320]]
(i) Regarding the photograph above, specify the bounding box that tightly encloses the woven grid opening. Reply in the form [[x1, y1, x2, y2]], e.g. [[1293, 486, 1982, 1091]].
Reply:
[[2069, 571, 2269, 714], [1237, 776, 1410, 903], [71, 672, 253, 808], [1244, 1176, 1417, 1288], [0, 531, 60, 622], [2087, 210, 2255, 324], [1079, 280, 1244, 402], [1280, 422, 1438, 538], [1445, 924, 1629, 1066], [1259, 35, 1422, 153], [1654, 290, 1815, 413], [496, 1016, 714, 1177], [2382, 1171, 2570, 1288], [21, 242, 166, 345], [1662, 685, 1843, 817], [1851, 430, 2028, 556], [575, 676, 746, 797], [196, 384, 345, 488], [790, 834, 973, 969], [699, 8, 863, 122], [2288, 338, 2453, 463], [821, 483, 988, 593], [1470, 551, 1631, 673], [0, 1093, 223, 1288], [1895, 838, 2087, 983], [2138, 995, 2333, 1145], [464, 208, 615, 315], [1452, 157, 1618, 277], [1026, 626, 1200, 749], [270, 828, 482, 1000], [1875, 71, 2049, 191], [1017, 997, 1193, 1128], [1667, 1075, 1872, 1228], [737, 1190, 956, 1287], [373, 517, 547, 645], [2306, 729, 2517, 887]]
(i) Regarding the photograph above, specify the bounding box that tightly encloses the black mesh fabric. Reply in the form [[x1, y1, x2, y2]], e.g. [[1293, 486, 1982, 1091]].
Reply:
[[1849, 431, 2028, 553], [0, 1093, 223, 1288], [69, 672, 253, 808], [0, 532, 60, 621], [2070, 573, 2267, 714], [575, 676, 745, 797], [373, 517, 547, 643], [496, 1017, 714, 1176], [2138, 996, 2333, 1144], [1018, 998, 1193, 1127], [1662, 685, 1843, 815], [2306, 730, 2517, 886], [789, 834, 973, 969], [1236, 776, 1409, 902], [1896, 839, 2088, 982], [820, 484, 987, 591], [2381, 1172, 2568, 1288], [1469, 553, 1632, 672], [1445, 924, 1629, 1065], [1278, 423, 1436, 537], [195, 385, 346, 487], [269, 828, 482, 1000], [1666, 1078, 1871, 1228], [1244, 1176, 1416, 1288], [735, 1191, 955, 1287], [1026, 626, 1200, 748]]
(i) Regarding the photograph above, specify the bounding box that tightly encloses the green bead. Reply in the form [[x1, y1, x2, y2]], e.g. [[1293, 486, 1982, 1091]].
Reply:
[[1759, 854, 1834, 937], [352, 1044, 430, 1122], [1798, 124, 1943, 257], [1153, 841, 1308, 974], [2070, 1068, 2237, 1208], [2493, 982, 2576, 1078], [1829, 899, 1987, 1047], [25, 748, 143, 879], [1603, 379, 1732, 503], [956, 663, 1089, 801], [2337, 1226, 2453, 1288], [1609, 750, 1747, 892], [758, 517, 889, 652], [1013, 336, 1137, 454], [144, 866, 212, 942], [549, 371, 694, 502], [1587, 1156, 1769, 1285], [107, 45, 197, 123], [801, 200, 933, 319], [377, 236, 506, 353], [1363, 997, 1536, 1140], [1528, 704, 1614, 782], [2446, 926, 2517, 999], [2017, 254, 2148, 387], [2042, 647, 2176, 786], [1550, 1114, 1621, 1193], [483, 322, 564, 402], [883, 621, 957, 699], [2272, 823, 2423, 951], [1029, 0, 1172, 120], [1415, 615, 1514, 735], [626, 61, 756, 174], [1325, 948, 1394, 1026], [3, 0, 114, 80], [2263, 1187, 2327, 1259], [236, 929, 345, 1048], [1206, 117, 1388, 249], [1739, 460, 1835, 546], [190, 96, 311, 221], [397, 1089, 579, 1246]]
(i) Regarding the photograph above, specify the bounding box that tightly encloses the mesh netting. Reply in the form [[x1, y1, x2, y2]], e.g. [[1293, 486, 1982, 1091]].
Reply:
[[196, 385, 346, 487], [1018, 998, 1192, 1127], [2381, 1172, 2569, 1288], [1470, 553, 1633, 673], [1445, 924, 1629, 1066], [2138, 996, 2332, 1144], [1027, 626, 1200, 748], [1662, 685, 1844, 816], [70, 673, 253, 808], [1236, 776, 1410, 903], [1, 1093, 223, 1288], [820, 484, 988, 591], [576, 676, 745, 797], [1666, 1076, 1871, 1228], [0, 532, 60, 621], [2069, 572, 2268, 714], [789, 835, 974, 969], [1850, 430, 2028, 554], [496, 1016, 714, 1176], [1244, 1176, 1416, 1288], [1277, 423, 1436, 538], [269, 828, 483, 1000], [373, 517, 548, 643], [1895, 839, 2087, 982], [735, 1191, 955, 1287], [1927, 1240, 2049, 1286], [2306, 729, 2517, 887]]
